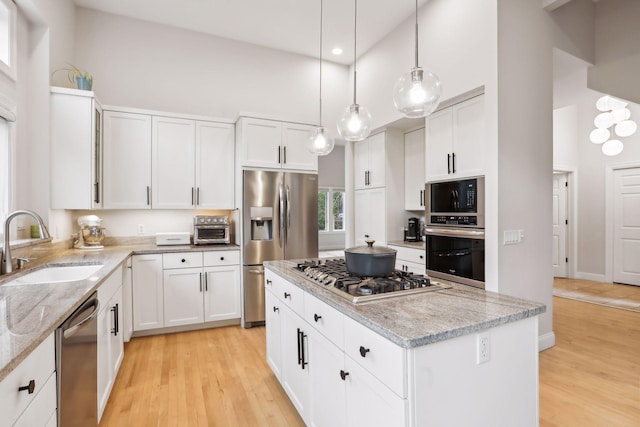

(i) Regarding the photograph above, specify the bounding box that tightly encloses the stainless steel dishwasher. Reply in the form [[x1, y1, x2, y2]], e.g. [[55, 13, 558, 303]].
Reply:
[[56, 292, 99, 427]]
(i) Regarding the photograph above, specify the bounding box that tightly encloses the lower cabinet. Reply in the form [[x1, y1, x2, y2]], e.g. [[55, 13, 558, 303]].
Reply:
[[0, 334, 56, 427], [132, 254, 164, 331], [97, 268, 124, 422], [388, 244, 426, 275], [265, 270, 407, 427]]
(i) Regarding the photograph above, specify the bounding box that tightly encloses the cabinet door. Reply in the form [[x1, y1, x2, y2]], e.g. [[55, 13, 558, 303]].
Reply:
[[344, 357, 407, 427], [281, 306, 310, 422], [308, 329, 347, 427], [195, 121, 235, 209], [425, 108, 453, 182], [238, 118, 282, 168], [353, 140, 369, 190], [354, 188, 387, 246], [265, 288, 283, 380], [103, 111, 152, 209], [109, 287, 124, 383], [395, 260, 426, 275], [282, 123, 318, 171], [152, 116, 196, 209], [163, 267, 205, 327], [404, 128, 426, 210], [452, 95, 485, 178], [203, 265, 241, 322], [97, 300, 112, 421], [132, 254, 164, 331], [367, 133, 386, 189]]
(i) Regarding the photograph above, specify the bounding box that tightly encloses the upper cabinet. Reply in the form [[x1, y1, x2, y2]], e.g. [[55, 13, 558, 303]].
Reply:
[[425, 94, 485, 182], [404, 128, 426, 211], [50, 87, 103, 209], [103, 111, 153, 209], [237, 117, 317, 171], [354, 132, 386, 190], [102, 109, 235, 210]]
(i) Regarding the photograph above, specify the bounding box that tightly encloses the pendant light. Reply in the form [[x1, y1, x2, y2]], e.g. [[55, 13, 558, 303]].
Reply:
[[392, 0, 442, 118], [337, 0, 372, 142], [308, 0, 335, 156]]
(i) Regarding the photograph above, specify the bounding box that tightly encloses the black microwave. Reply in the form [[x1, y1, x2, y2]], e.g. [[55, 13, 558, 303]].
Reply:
[[426, 177, 484, 228]]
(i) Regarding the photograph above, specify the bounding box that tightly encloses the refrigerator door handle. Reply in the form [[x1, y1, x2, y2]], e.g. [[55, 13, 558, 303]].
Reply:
[[286, 185, 291, 238], [278, 183, 285, 249]]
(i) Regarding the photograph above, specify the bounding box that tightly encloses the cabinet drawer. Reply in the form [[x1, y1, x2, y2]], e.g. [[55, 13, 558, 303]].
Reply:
[[343, 316, 407, 398], [393, 245, 425, 265], [13, 371, 57, 427], [203, 250, 239, 267], [98, 266, 123, 304], [267, 271, 304, 316], [395, 260, 426, 276], [0, 334, 55, 426], [304, 293, 344, 349], [163, 252, 203, 269]]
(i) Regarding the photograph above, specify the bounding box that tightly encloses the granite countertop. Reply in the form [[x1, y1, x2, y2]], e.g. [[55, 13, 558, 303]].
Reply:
[[265, 259, 546, 349], [387, 240, 426, 250], [0, 242, 239, 382]]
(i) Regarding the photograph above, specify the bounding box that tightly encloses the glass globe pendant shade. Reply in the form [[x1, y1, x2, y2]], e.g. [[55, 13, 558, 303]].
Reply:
[[594, 112, 614, 129], [589, 128, 610, 144], [393, 67, 442, 118], [602, 139, 624, 156], [307, 126, 335, 156], [337, 104, 372, 141], [614, 120, 637, 137], [596, 95, 628, 112]]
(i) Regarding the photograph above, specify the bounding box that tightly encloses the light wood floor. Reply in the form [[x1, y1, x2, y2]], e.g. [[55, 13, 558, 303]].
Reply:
[[554, 277, 640, 312], [101, 295, 639, 427]]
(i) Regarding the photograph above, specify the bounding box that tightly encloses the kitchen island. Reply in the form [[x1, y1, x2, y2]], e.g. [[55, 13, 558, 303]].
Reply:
[[264, 259, 545, 427]]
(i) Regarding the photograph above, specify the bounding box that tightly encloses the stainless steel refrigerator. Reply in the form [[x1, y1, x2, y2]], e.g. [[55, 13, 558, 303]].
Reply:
[[243, 170, 318, 327]]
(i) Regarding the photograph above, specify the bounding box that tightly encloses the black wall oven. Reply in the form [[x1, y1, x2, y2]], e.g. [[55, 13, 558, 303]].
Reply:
[[425, 227, 485, 288], [425, 176, 485, 288]]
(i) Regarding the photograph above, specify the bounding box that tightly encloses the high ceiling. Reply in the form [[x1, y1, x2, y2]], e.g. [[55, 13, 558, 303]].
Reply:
[[73, 0, 429, 65]]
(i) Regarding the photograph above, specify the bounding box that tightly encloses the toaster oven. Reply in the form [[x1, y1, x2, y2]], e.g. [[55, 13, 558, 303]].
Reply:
[[193, 215, 230, 245]]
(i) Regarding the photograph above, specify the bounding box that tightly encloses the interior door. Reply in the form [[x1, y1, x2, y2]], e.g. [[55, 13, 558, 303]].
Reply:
[[552, 173, 568, 278], [613, 167, 640, 286]]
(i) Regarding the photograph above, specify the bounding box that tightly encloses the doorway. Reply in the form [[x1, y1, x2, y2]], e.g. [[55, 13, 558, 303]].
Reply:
[[611, 167, 640, 286], [553, 172, 569, 278]]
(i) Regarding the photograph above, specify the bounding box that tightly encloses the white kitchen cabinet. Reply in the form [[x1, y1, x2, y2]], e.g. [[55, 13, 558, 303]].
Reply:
[[195, 121, 235, 209], [425, 94, 485, 182], [352, 129, 405, 247], [280, 304, 310, 422], [152, 116, 196, 209], [354, 188, 386, 246], [98, 272, 124, 422], [237, 117, 317, 171], [162, 251, 241, 328], [122, 257, 133, 342], [51, 86, 103, 210], [265, 288, 283, 380], [404, 128, 426, 210], [103, 111, 152, 209], [388, 244, 426, 275], [354, 132, 386, 190], [132, 254, 164, 331], [0, 334, 56, 427]]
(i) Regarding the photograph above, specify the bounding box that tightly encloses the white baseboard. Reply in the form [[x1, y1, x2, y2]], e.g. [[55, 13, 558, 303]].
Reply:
[[538, 332, 556, 352], [575, 271, 606, 282]]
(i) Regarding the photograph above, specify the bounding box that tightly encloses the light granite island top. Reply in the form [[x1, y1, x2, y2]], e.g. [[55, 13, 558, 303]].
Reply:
[[264, 259, 546, 348], [0, 242, 239, 382]]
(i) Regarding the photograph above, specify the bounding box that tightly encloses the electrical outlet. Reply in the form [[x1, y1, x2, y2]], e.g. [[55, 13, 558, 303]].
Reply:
[[477, 332, 491, 364], [138, 224, 145, 234]]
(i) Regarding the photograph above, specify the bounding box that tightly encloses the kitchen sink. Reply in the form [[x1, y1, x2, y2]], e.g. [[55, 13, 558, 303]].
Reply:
[[9, 264, 104, 285]]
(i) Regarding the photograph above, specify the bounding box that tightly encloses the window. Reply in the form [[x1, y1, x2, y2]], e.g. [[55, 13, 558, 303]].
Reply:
[[0, 117, 9, 222], [318, 188, 344, 232], [0, 0, 17, 80]]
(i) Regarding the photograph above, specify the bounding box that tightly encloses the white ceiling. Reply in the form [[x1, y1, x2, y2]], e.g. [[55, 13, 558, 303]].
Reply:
[[73, 0, 429, 65]]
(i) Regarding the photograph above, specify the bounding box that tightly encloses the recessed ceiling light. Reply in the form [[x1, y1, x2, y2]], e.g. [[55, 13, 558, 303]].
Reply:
[[332, 47, 343, 55]]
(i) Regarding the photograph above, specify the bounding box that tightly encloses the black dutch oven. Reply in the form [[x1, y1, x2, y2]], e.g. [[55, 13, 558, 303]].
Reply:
[[344, 240, 396, 277]]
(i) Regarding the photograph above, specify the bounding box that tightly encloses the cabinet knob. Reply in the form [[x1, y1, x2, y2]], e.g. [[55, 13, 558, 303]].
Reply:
[[314, 313, 322, 322], [266, 279, 272, 285], [220, 256, 225, 261], [364, 234, 370, 238], [273, 306, 279, 313], [339, 370, 349, 381], [420, 255, 424, 259], [284, 292, 291, 299], [18, 380, 35, 394], [359, 346, 370, 358], [181, 258, 186, 263]]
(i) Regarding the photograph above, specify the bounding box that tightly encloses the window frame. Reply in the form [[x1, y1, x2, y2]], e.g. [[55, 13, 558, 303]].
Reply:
[[0, 93, 16, 226], [0, 0, 17, 81], [318, 187, 345, 234]]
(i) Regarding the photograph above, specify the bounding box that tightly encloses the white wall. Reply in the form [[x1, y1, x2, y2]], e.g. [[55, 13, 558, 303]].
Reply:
[[73, 8, 349, 129], [548, 0, 595, 64], [553, 104, 579, 169]]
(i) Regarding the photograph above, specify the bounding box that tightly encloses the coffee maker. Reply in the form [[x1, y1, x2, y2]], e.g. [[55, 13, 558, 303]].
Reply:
[[405, 217, 421, 242]]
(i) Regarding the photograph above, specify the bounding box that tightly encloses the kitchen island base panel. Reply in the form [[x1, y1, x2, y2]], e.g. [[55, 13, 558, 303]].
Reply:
[[410, 316, 539, 427]]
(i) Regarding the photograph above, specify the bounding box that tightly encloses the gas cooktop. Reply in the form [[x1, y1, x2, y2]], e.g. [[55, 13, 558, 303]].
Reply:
[[293, 258, 451, 303]]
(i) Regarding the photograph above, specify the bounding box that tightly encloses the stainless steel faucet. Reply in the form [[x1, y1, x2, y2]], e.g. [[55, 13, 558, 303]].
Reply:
[[1, 210, 51, 274]]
